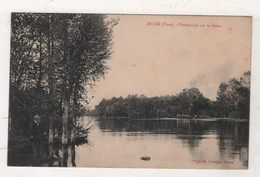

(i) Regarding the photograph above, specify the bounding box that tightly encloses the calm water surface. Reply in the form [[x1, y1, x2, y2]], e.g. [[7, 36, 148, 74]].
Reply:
[[73, 116, 248, 169], [11, 116, 248, 169]]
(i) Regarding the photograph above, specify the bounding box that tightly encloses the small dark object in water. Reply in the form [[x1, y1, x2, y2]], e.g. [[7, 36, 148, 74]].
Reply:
[[140, 156, 151, 161]]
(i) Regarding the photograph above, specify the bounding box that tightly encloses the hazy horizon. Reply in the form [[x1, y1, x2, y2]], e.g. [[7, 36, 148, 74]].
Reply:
[[85, 15, 251, 109]]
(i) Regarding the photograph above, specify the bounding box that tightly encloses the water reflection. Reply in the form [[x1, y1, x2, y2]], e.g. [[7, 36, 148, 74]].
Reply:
[[29, 136, 89, 167], [95, 117, 249, 168], [8, 116, 249, 168], [41, 144, 77, 167]]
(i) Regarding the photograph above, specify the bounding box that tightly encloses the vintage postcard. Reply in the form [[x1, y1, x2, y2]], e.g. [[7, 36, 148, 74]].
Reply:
[[8, 13, 251, 169]]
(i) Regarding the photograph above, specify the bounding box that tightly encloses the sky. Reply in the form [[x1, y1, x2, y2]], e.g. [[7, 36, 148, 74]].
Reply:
[[86, 15, 252, 109]]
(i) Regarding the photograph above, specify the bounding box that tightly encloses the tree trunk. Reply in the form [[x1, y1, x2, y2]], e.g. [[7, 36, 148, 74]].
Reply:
[[48, 144, 54, 158], [37, 32, 43, 90], [47, 18, 56, 144], [61, 145, 68, 167], [62, 97, 69, 144], [62, 20, 70, 145], [48, 21, 55, 144], [69, 144, 76, 167], [71, 87, 78, 144], [70, 116, 76, 143], [48, 119, 54, 143]]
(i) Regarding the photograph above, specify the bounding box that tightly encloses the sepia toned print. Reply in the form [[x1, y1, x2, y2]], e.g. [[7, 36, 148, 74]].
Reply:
[[8, 13, 251, 169]]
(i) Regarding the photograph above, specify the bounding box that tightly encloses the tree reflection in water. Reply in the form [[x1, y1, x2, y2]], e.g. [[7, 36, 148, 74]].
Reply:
[[97, 117, 249, 167], [42, 139, 88, 167], [8, 117, 248, 168]]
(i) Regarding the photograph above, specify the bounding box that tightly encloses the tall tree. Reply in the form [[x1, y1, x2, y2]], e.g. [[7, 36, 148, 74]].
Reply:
[[9, 13, 117, 143], [215, 71, 250, 118]]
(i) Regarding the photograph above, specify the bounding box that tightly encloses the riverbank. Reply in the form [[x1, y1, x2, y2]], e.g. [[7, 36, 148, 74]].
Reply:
[[8, 136, 61, 167], [8, 136, 41, 166], [134, 117, 249, 122], [86, 116, 249, 122]]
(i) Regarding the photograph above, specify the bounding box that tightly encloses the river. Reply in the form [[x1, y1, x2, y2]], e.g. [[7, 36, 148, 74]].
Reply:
[[67, 116, 248, 169], [8, 116, 249, 169]]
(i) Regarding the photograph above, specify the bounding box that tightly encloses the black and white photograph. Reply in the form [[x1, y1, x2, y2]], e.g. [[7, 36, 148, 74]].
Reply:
[[7, 13, 251, 169]]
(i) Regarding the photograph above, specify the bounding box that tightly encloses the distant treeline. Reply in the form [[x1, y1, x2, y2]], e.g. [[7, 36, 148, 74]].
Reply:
[[91, 71, 250, 119]]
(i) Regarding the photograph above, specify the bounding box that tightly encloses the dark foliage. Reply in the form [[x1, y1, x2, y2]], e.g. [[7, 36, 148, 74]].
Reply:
[[94, 72, 250, 119], [9, 13, 117, 137]]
